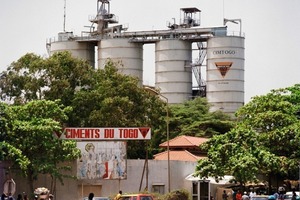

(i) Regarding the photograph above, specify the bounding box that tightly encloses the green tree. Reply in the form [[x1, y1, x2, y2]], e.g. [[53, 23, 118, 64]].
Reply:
[[0, 53, 45, 104], [0, 53, 167, 159], [70, 61, 166, 158], [195, 85, 300, 190], [42, 51, 94, 106], [0, 102, 30, 169], [149, 97, 234, 159], [169, 97, 234, 138], [0, 51, 94, 106], [285, 84, 300, 118], [2, 100, 81, 195]]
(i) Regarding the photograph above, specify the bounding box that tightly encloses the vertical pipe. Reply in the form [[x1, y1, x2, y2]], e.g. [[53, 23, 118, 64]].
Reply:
[[144, 87, 170, 193], [166, 102, 170, 193]]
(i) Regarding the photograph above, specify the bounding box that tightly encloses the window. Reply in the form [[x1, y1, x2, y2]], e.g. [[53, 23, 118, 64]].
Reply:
[[152, 184, 165, 194]]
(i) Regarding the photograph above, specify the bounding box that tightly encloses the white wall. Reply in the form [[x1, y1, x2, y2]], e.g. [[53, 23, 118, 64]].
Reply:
[[0, 159, 197, 200]]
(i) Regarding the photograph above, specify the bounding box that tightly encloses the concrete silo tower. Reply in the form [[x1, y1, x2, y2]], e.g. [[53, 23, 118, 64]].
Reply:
[[46, 1, 245, 114], [90, 0, 144, 84], [48, 32, 96, 67], [47, 1, 97, 67], [155, 7, 201, 104], [155, 39, 192, 104], [206, 20, 245, 114]]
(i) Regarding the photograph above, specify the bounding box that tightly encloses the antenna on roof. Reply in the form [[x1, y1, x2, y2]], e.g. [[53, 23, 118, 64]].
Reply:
[[63, 0, 66, 32], [223, 0, 225, 20]]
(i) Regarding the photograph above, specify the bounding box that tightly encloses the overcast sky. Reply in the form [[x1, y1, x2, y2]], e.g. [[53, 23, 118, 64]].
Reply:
[[1, 0, 299, 103]]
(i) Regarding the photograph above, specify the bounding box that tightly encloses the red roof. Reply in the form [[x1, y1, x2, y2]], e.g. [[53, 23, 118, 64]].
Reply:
[[159, 135, 209, 148], [153, 150, 207, 162], [154, 135, 209, 162]]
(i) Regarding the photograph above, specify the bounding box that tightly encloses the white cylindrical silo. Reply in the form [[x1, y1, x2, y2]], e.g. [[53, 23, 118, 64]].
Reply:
[[206, 36, 245, 114], [155, 40, 192, 104], [50, 33, 95, 67], [98, 39, 143, 84]]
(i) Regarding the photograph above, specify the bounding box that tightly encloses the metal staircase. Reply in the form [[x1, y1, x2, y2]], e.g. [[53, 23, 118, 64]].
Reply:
[[191, 42, 207, 97]]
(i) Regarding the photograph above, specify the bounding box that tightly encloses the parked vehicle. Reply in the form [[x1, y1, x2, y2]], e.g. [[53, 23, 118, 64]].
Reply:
[[119, 194, 154, 200], [252, 195, 269, 200], [284, 191, 300, 200], [83, 197, 110, 200]]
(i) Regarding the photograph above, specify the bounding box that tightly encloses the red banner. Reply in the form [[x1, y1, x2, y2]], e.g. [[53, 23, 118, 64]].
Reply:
[[55, 127, 151, 140]]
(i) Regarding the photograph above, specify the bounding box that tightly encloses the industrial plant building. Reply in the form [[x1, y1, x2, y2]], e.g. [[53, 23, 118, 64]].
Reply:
[[47, 0, 245, 115], [0, 1, 245, 200]]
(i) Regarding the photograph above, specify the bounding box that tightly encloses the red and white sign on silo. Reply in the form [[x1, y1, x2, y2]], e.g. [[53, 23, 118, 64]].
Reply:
[[55, 127, 151, 140]]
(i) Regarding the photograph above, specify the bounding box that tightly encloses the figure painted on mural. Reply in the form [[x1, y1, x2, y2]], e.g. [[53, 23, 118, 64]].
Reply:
[[77, 142, 127, 180], [85, 143, 97, 179]]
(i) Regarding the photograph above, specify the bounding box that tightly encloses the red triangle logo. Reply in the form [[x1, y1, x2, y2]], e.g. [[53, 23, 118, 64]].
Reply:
[[54, 131, 62, 138], [139, 127, 150, 138], [215, 62, 233, 77]]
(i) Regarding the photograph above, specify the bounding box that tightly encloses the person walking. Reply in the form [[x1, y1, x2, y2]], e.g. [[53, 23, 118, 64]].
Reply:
[[88, 193, 94, 200], [249, 189, 256, 200], [223, 190, 228, 200], [242, 192, 249, 200], [232, 190, 237, 200], [23, 194, 28, 200], [292, 191, 297, 200], [114, 191, 122, 200], [236, 190, 242, 200]]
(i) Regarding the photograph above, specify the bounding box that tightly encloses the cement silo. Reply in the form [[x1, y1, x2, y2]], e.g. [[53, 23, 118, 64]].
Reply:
[[98, 38, 144, 83], [49, 32, 96, 67], [46, 0, 245, 114], [206, 36, 245, 114], [155, 39, 192, 104]]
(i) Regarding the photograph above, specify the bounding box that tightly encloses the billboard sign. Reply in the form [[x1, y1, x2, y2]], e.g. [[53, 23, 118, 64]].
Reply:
[[55, 127, 151, 140], [77, 141, 127, 180]]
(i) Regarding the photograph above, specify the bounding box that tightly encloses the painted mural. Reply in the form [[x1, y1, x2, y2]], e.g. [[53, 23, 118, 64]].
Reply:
[[77, 141, 127, 180]]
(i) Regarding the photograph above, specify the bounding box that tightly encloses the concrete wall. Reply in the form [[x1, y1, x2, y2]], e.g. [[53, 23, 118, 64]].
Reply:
[[0, 160, 197, 200]]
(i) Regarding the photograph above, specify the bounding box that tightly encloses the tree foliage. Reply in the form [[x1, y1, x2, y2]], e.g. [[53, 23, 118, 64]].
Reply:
[[0, 53, 167, 159], [0, 52, 94, 105], [0, 53, 45, 104], [0, 102, 30, 169], [1, 51, 237, 166], [169, 97, 234, 138], [69, 60, 167, 158], [1, 100, 81, 195], [195, 85, 300, 188]]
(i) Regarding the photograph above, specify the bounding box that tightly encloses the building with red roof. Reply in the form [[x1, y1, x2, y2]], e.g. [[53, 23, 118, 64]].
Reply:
[[154, 135, 209, 162]]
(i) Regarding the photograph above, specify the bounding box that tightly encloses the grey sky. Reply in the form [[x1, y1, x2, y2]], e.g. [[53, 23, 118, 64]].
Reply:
[[1, 0, 299, 103]]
